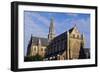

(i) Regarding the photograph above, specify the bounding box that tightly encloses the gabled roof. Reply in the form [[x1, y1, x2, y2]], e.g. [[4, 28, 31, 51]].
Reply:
[[69, 25, 80, 34], [27, 36, 48, 56], [32, 36, 48, 46]]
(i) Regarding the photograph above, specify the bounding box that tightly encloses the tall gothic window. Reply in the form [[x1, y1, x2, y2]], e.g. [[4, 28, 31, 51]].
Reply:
[[34, 47, 36, 51], [73, 34, 75, 38], [77, 35, 79, 39], [41, 48, 43, 51]]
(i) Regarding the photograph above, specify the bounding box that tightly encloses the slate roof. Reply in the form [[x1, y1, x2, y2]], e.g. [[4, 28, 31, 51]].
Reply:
[[32, 36, 49, 46], [69, 27, 74, 33]]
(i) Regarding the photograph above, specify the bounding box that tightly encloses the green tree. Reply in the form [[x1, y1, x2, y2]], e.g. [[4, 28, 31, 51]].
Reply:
[[24, 54, 43, 62]]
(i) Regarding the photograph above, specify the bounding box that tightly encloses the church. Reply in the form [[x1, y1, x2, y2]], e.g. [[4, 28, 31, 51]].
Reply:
[[26, 18, 90, 61]]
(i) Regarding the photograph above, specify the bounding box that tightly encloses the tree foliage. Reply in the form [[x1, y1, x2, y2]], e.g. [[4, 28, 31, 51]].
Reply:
[[24, 54, 43, 61]]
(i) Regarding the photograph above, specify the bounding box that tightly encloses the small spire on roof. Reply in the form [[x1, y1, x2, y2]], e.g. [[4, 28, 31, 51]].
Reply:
[[38, 38, 41, 45], [74, 24, 77, 30]]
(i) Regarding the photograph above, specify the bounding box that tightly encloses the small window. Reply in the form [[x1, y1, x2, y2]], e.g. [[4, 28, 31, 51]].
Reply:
[[77, 35, 79, 38], [73, 34, 75, 38], [63, 56, 65, 59], [34, 47, 36, 51], [41, 48, 43, 51]]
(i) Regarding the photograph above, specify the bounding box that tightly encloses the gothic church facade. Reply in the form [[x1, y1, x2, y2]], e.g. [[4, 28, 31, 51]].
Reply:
[[26, 18, 89, 61]]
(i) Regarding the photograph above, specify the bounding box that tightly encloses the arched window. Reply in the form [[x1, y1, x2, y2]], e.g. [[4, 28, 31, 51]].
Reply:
[[34, 47, 36, 51], [63, 56, 65, 59], [41, 48, 43, 51], [77, 35, 79, 39], [73, 34, 75, 38]]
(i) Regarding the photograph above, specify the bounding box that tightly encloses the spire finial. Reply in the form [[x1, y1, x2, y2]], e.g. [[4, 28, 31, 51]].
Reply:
[[38, 38, 41, 44], [74, 24, 77, 29]]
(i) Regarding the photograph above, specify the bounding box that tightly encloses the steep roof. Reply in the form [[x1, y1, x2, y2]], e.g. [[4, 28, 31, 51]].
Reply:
[[69, 25, 80, 34], [32, 36, 48, 46], [69, 27, 74, 33]]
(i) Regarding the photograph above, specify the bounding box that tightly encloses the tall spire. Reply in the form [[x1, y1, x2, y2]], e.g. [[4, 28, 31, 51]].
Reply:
[[48, 17, 55, 42], [49, 17, 55, 34]]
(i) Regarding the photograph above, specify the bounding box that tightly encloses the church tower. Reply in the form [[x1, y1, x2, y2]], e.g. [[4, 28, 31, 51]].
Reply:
[[48, 17, 55, 43]]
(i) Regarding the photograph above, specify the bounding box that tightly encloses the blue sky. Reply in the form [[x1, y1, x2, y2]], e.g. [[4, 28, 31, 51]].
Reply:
[[24, 11, 90, 56]]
